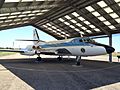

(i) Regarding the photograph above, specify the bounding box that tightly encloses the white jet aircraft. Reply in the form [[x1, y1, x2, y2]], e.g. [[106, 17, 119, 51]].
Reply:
[[0, 29, 115, 65]]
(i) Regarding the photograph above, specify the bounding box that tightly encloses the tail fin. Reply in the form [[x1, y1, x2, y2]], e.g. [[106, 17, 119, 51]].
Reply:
[[33, 29, 40, 45], [33, 29, 40, 41], [16, 29, 45, 45]]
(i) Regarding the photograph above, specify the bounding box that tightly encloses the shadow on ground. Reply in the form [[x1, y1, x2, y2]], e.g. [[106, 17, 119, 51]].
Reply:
[[0, 58, 120, 90]]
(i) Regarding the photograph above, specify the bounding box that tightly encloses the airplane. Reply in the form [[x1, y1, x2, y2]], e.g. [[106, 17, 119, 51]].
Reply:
[[0, 29, 115, 65]]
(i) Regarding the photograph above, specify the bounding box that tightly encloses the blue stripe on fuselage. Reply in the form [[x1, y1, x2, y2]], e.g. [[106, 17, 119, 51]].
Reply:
[[40, 41, 94, 48]]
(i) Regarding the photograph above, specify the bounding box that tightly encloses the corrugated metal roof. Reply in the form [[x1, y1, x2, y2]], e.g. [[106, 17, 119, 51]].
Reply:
[[0, 0, 120, 39]]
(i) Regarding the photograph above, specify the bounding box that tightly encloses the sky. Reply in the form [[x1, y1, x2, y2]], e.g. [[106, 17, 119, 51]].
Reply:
[[0, 25, 119, 52], [95, 34, 120, 52], [0, 26, 56, 48]]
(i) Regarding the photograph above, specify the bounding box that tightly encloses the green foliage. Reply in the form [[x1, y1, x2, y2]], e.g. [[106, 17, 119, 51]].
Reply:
[[0, 47, 5, 49], [111, 52, 120, 57]]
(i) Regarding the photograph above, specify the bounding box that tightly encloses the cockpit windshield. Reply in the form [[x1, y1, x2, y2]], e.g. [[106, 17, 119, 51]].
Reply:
[[82, 38, 95, 43], [71, 37, 96, 44]]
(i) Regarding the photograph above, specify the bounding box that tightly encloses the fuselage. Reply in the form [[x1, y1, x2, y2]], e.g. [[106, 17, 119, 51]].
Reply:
[[36, 37, 115, 56]]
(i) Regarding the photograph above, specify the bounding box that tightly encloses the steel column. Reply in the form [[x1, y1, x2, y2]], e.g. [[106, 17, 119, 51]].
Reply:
[[0, 0, 4, 8], [109, 34, 112, 62]]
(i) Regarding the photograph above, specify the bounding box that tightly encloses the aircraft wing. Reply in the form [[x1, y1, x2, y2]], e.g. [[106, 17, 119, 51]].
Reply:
[[39, 48, 72, 55], [39, 50, 57, 55], [0, 48, 72, 56], [16, 39, 45, 42], [0, 49, 24, 53], [56, 48, 72, 55]]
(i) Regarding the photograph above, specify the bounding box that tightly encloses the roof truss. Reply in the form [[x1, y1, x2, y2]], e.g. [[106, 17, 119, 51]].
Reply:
[[0, 0, 120, 39]]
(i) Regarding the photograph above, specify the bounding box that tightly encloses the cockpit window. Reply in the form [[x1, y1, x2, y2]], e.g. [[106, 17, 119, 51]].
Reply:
[[79, 39, 83, 42], [83, 38, 95, 43], [83, 39, 87, 42], [87, 38, 92, 42]]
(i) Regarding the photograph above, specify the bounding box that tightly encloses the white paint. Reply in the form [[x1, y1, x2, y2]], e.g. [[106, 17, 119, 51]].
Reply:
[[44, 46, 107, 56]]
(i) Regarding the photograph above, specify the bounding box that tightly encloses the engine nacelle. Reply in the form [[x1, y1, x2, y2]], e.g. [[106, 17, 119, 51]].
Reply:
[[36, 46, 41, 49], [32, 46, 36, 49], [32, 46, 41, 49]]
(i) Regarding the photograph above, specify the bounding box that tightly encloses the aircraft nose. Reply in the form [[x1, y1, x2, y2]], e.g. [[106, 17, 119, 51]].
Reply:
[[105, 46, 115, 54], [92, 42, 115, 54]]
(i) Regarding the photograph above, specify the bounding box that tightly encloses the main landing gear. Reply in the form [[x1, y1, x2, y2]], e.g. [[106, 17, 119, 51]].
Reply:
[[57, 56, 62, 61], [75, 56, 82, 66], [36, 54, 42, 61], [37, 57, 41, 61]]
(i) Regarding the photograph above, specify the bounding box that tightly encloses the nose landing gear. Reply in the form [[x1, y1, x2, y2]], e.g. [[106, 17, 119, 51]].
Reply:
[[36, 54, 42, 61]]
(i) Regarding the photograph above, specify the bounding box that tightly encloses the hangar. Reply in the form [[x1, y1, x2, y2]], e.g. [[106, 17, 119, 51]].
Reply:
[[0, 0, 120, 62]]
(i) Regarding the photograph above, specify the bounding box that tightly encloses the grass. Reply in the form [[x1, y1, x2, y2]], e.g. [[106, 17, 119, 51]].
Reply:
[[0, 52, 16, 57], [102, 53, 120, 57], [112, 52, 120, 57]]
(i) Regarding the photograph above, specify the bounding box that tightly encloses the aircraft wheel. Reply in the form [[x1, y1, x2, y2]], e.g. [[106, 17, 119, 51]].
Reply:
[[76, 62, 80, 66], [37, 57, 42, 61], [57, 57, 62, 61]]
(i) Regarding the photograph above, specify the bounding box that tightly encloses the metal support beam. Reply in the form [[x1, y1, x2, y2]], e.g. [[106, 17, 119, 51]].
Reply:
[[0, 0, 4, 9], [31, 24, 61, 40], [46, 18, 80, 38], [109, 34, 112, 62], [34, 0, 101, 25], [67, 1, 111, 37], [0, 5, 57, 14]]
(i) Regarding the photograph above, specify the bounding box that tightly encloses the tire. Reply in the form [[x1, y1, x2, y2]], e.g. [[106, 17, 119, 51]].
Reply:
[[37, 57, 41, 61]]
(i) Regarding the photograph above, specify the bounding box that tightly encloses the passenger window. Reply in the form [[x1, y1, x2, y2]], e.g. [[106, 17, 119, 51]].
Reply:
[[83, 39, 87, 42], [87, 39, 91, 42]]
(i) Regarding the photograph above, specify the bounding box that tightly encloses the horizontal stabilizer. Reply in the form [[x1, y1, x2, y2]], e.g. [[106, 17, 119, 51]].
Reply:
[[16, 39, 45, 42]]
